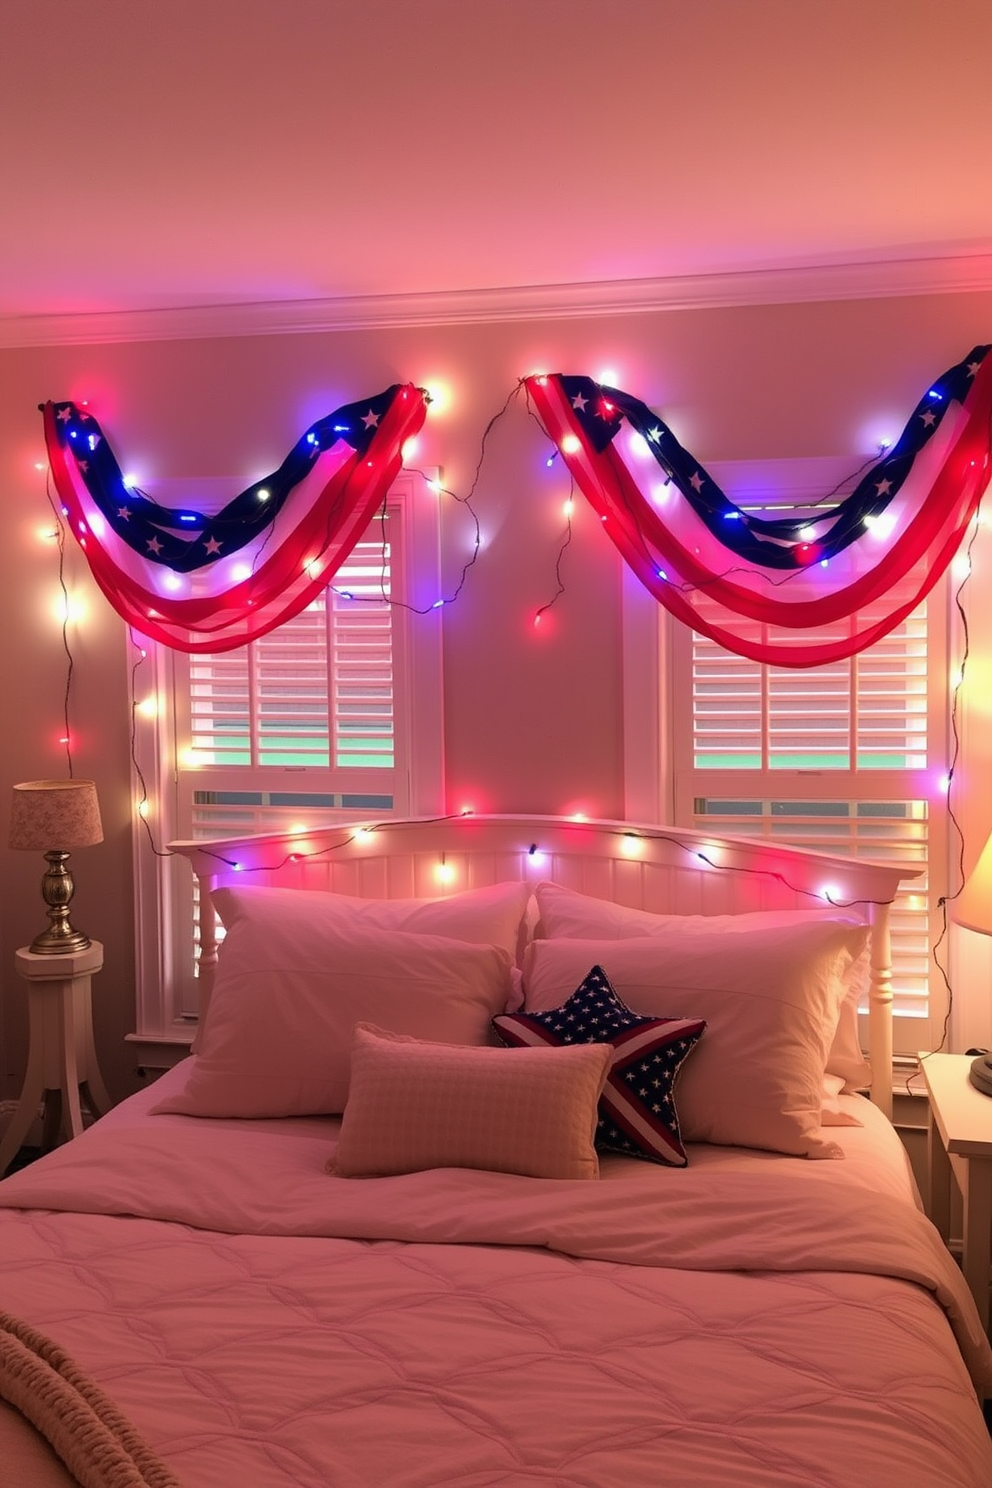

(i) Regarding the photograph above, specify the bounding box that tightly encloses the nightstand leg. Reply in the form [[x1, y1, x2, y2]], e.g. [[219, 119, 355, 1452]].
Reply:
[[929, 1108, 952, 1242], [41, 1089, 63, 1153], [962, 1157, 992, 1334], [0, 1078, 45, 1175], [3, 944, 110, 1169]]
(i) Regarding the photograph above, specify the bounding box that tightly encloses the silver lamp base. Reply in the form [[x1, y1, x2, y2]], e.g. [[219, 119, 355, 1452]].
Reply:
[[29, 849, 92, 956], [969, 1054, 992, 1097], [28, 924, 94, 956]]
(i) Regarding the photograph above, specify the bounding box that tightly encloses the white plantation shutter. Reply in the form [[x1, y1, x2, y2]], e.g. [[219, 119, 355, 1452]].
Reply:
[[671, 597, 947, 1052], [181, 529, 402, 842], [691, 610, 929, 773], [187, 535, 395, 773], [332, 559, 395, 770]]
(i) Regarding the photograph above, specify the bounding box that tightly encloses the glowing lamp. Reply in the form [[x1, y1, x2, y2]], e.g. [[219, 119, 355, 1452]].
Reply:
[[560, 435, 581, 454], [9, 779, 104, 955]]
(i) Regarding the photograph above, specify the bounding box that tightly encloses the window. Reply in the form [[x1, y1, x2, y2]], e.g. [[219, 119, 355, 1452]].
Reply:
[[669, 605, 945, 1055], [131, 470, 444, 1043], [621, 460, 953, 1060]]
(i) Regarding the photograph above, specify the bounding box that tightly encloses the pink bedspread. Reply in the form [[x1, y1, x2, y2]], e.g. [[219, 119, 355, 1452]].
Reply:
[[1, 1083, 991, 1487]]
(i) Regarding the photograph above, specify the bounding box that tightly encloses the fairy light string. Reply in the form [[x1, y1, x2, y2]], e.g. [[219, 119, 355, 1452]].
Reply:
[[35, 357, 992, 1066]]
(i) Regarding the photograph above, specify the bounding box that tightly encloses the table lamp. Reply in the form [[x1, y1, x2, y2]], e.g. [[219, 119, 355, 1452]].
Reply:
[[949, 829, 992, 1095], [8, 779, 104, 955]]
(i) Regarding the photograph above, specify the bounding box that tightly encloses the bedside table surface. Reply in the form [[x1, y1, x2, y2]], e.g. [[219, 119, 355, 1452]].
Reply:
[[921, 1053, 992, 1158]]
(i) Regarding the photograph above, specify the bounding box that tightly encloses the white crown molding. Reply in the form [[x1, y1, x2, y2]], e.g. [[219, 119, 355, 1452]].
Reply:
[[3, 253, 992, 349]]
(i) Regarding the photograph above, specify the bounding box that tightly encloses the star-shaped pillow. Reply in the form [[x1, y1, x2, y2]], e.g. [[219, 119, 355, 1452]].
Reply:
[[493, 965, 705, 1167]]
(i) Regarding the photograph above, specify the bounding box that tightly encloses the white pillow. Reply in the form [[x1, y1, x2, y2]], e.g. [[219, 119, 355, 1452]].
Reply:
[[534, 882, 871, 1090], [521, 917, 869, 1159], [191, 879, 531, 1049], [155, 886, 515, 1119]]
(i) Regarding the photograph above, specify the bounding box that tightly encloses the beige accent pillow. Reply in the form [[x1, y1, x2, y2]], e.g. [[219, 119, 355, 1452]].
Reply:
[[332, 1024, 611, 1179], [521, 917, 870, 1159], [534, 881, 871, 1090]]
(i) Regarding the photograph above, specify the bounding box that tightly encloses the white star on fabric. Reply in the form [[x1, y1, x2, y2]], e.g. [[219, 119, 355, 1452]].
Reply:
[[968, 362, 981, 377], [875, 479, 892, 496], [117, 506, 131, 520], [57, 407, 72, 422], [362, 410, 380, 429], [146, 536, 163, 555], [77, 460, 88, 473], [571, 394, 588, 411], [689, 472, 704, 492], [204, 537, 223, 555], [648, 427, 662, 442], [920, 410, 937, 427]]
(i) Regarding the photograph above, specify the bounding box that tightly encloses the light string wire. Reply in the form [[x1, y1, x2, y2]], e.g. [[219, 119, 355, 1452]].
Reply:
[[535, 470, 576, 624], [185, 806, 896, 907], [332, 382, 525, 615], [44, 475, 75, 777], [127, 629, 174, 860], [909, 491, 987, 1086]]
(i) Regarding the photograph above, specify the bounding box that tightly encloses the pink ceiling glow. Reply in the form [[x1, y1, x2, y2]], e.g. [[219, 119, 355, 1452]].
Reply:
[[2, 0, 990, 321]]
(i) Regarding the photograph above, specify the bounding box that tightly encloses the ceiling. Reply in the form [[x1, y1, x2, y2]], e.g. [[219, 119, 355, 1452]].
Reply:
[[3, 0, 991, 337]]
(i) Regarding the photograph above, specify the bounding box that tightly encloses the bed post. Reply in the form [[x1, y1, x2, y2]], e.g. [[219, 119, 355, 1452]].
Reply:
[[196, 871, 219, 1018], [868, 899, 894, 1118]]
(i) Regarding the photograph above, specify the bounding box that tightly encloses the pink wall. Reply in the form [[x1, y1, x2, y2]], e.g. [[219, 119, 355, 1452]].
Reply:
[[2, 289, 991, 1101]]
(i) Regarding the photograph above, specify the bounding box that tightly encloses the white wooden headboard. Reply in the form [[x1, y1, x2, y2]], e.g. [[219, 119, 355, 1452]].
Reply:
[[168, 813, 919, 1118]]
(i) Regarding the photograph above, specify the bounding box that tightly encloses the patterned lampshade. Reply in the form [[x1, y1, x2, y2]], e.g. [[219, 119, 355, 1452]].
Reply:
[[9, 779, 104, 852], [951, 831, 992, 938]]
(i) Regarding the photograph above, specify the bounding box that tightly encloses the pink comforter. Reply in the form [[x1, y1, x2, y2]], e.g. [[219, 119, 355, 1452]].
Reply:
[[1, 1103, 991, 1487]]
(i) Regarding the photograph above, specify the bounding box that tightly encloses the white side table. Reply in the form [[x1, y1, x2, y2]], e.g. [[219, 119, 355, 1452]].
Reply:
[[0, 941, 111, 1175], [921, 1051, 992, 1331]]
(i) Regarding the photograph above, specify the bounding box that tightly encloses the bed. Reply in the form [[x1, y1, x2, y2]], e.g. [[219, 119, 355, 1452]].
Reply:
[[1, 812, 990, 1488]]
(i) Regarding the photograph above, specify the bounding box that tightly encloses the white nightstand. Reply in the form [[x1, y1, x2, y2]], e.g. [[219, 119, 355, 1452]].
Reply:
[[0, 941, 111, 1176], [920, 1051, 992, 1331]]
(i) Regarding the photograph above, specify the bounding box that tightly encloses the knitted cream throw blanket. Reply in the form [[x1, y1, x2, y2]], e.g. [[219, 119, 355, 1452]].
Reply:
[[0, 1311, 180, 1488]]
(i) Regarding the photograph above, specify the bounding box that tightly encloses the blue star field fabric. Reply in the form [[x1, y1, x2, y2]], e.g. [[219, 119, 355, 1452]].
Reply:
[[494, 966, 705, 1167]]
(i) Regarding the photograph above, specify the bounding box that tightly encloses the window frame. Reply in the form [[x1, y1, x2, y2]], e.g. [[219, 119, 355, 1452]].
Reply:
[[129, 469, 444, 1045]]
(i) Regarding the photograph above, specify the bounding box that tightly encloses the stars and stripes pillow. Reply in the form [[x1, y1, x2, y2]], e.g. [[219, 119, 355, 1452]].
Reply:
[[493, 965, 705, 1167]]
